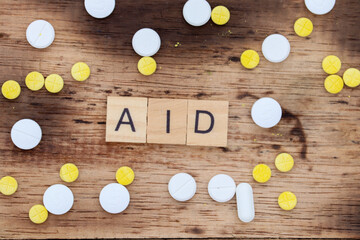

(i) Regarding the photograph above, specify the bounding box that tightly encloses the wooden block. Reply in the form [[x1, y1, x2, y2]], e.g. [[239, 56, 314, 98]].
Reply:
[[106, 96, 148, 143], [147, 98, 188, 145], [187, 100, 229, 147]]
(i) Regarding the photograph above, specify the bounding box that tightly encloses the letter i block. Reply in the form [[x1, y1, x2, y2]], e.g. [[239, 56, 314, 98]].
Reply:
[[106, 96, 148, 143], [147, 99, 188, 145], [187, 100, 229, 147]]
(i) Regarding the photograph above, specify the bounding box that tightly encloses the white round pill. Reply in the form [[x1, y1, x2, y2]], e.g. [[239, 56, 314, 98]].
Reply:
[[236, 183, 255, 223], [305, 0, 336, 15], [132, 28, 161, 57], [99, 183, 130, 214], [251, 97, 282, 128], [183, 0, 211, 27], [208, 174, 236, 203], [262, 34, 291, 63], [43, 184, 74, 215], [11, 119, 42, 150], [26, 20, 55, 49], [168, 173, 196, 202], [84, 0, 116, 19]]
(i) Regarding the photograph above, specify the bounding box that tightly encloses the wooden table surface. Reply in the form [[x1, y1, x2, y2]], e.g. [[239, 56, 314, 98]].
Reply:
[[0, 0, 359, 239]]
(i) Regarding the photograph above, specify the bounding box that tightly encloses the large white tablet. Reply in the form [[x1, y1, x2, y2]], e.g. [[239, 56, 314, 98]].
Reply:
[[11, 119, 42, 150], [183, 0, 211, 27], [304, 0, 336, 15], [236, 183, 255, 223], [251, 97, 282, 128], [43, 184, 74, 215], [132, 28, 161, 57], [262, 34, 291, 63], [84, 0, 116, 19], [99, 183, 130, 214], [168, 173, 196, 202], [26, 20, 55, 49], [208, 174, 236, 203]]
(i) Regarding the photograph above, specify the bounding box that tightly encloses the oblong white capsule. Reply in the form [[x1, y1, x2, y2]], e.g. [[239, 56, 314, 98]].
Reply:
[[236, 183, 255, 223]]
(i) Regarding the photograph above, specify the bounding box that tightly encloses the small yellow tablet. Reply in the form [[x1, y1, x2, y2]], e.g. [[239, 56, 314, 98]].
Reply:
[[60, 163, 79, 183], [343, 68, 360, 88], [116, 166, 135, 186], [278, 191, 297, 210], [25, 71, 44, 91], [275, 153, 294, 172], [294, 18, 313, 37], [322, 55, 341, 74], [324, 75, 343, 94], [241, 50, 260, 69], [138, 57, 157, 76], [45, 74, 64, 93], [2, 80, 21, 100], [211, 6, 230, 25], [29, 204, 48, 224], [71, 62, 90, 81], [253, 164, 271, 183], [0, 176, 18, 195]]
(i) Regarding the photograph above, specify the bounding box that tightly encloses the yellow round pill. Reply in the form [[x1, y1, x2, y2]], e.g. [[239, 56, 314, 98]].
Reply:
[[211, 6, 230, 25], [1, 80, 21, 100], [322, 55, 341, 74], [324, 75, 343, 94], [116, 166, 135, 186], [138, 57, 157, 76], [343, 68, 360, 88], [25, 71, 44, 91], [0, 176, 18, 196], [60, 163, 79, 183], [29, 204, 48, 224], [294, 17, 313, 37], [278, 191, 297, 211], [275, 153, 294, 172], [252, 164, 271, 183], [45, 74, 64, 93], [241, 50, 260, 69], [71, 62, 90, 81]]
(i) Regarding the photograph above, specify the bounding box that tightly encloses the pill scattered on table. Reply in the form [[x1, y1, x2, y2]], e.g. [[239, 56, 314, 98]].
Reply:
[[253, 164, 271, 183], [343, 68, 360, 88], [60, 163, 79, 183], [168, 173, 196, 202], [241, 50, 260, 69], [278, 191, 297, 210], [26, 20, 55, 49], [304, 0, 336, 15], [208, 174, 236, 203], [236, 183, 255, 223], [43, 184, 74, 215], [2, 80, 21, 100], [84, 0, 115, 19], [25, 71, 44, 91], [324, 75, 343, 94], [11, 119, 42, 150], [71, 62, 90, 81], [294, 17, 313, 37], [183, 0, 211, 27], [99, 183, 130, 214], [262, 34, 291, 63], [0, 176, 18, 196], [116, 166, 135, 186], [45, 74, 64, 93], [275, 153, 294, 172], [132, 28, 161, 57], [251, 97, 282, 128], [138, 57, 157, 76], [322, 55, 341, 74], [29, 204, 48, 224], [211, 6, 230, 25]]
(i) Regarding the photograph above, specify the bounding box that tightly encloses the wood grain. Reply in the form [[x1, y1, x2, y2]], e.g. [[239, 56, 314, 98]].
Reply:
[[0, 0, 359, 239]]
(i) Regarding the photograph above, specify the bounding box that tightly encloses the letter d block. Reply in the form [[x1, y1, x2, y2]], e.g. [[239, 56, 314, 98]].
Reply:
[[187, 100, 229, 147], [106, 96, 148, 143]]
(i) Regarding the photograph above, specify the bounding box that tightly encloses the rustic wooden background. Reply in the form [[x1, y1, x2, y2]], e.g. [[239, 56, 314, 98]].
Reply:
[[0, 0, 359, 239]]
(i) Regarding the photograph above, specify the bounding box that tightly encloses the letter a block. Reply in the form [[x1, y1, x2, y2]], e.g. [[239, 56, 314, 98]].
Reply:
[[187, 100, 229, 147], [106, 96, 148, 143], [147, 99, 188, 145]]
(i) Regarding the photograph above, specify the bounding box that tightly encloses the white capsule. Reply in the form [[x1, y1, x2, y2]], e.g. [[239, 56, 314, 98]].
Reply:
[[43, 184, 74, 215], [132, 28, 161, 57], [99, 183, 130, 214], [262, 34, 290, 63], [183, 0, 211, 27], [251, 97, 282, 128], [168, 173, 196, 202], [304, 0, 336, 15], [11, 119, 42, 150], [26, 20, 55, 49], [236, 183, 255, 223], [84, 0, 116, 19], [208, 174, 236, 203]]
